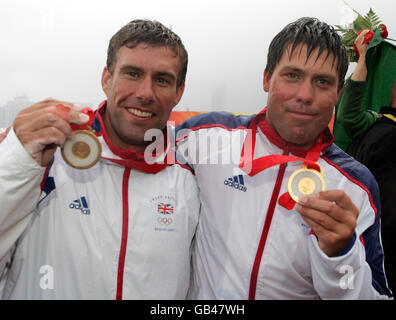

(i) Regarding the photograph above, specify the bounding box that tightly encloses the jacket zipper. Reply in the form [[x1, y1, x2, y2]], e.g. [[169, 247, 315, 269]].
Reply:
[[116, 168, 131, 300], [248, 157, 287, 300]]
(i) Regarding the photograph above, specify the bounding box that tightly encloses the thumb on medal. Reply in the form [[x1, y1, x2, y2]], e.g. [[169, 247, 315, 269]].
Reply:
[[45, 104, 90, 125], [69, 105, 91, 125]]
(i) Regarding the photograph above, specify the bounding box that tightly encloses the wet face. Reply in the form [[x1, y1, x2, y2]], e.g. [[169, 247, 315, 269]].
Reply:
[[102, 43, 184, 151], [263, 44, 342, 149]]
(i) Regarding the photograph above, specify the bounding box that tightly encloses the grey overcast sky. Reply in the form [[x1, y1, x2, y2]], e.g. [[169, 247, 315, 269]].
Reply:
[[0, 0, 395, 112]]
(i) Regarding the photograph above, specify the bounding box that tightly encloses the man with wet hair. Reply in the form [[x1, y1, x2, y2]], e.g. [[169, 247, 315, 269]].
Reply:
[[0, 19, 199, 299], [177, 17, 392, 299], [265, 18, 348, 91], [106, 19, 188, 90]]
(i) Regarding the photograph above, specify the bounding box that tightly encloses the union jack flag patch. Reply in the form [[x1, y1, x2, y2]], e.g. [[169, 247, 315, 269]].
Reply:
[[157, 203, 174, 215]]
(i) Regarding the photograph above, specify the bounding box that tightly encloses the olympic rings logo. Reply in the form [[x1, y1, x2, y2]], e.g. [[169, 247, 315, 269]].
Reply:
[[158, 217, 173, 226]]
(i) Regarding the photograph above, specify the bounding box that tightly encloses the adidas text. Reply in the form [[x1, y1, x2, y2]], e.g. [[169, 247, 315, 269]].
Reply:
[[69, 197, 91, 215], [224, 175, 247, 192]]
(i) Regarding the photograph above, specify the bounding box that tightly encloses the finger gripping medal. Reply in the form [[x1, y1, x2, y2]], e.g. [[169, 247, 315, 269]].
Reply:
[[60, 106, 101, 169]]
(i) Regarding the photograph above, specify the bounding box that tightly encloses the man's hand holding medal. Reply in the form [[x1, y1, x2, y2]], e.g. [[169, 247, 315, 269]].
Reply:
[[13, 99, 100, 169], [295, 190, 359, 257], [239, 138, 360, 258]]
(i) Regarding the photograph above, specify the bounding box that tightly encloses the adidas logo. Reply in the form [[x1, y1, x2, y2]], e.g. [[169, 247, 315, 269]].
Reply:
[[224, 175, 247, 192], [69, 196, 91, 215]]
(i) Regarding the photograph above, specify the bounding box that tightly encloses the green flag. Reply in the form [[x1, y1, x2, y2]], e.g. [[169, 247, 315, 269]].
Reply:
[[334, 29, 396, 151]]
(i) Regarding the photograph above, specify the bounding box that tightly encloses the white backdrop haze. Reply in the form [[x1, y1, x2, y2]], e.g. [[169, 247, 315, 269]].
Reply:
[[1, 0, 395, 126]]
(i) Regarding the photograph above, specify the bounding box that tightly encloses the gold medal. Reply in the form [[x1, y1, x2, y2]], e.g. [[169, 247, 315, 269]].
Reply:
[[288, 164, 326, 202], [61, 130, 101, 169]]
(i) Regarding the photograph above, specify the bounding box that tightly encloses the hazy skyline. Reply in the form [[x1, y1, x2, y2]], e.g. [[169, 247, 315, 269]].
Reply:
[[1, 0, 395, 115]]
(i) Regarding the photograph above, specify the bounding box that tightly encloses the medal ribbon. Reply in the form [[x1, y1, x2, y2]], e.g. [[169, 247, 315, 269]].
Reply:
[[93, 103, 175, 174], [101, 129, 175, 174], [55, 104, 173, 173], [239, 125, 324, 210], [70, 107, 95, 131], [53, 104, 95, 131]]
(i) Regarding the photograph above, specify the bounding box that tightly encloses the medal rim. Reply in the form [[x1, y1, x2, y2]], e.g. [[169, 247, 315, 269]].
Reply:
[[61, 130, 102, 169], [288, 166, 326, 202]]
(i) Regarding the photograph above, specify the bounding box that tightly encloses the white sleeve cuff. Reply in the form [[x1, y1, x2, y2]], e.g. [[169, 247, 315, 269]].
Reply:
[[308, 234, 389, 299]]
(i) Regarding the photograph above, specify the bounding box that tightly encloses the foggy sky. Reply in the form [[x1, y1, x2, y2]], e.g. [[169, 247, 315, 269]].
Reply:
[[1, 0, 395, 114]]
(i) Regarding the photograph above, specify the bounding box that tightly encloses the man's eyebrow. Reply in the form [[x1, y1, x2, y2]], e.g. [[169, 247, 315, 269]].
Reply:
[[314, 73, 337, 82], [280, 66, 305, 73], [119, 64, 143, 72], [156, 71, 177, 80], [281, 65, 337, 81], [119, 65, 176, 80]]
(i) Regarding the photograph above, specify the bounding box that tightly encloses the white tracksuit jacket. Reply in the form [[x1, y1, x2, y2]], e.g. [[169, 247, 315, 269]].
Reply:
[[176, 110, 393, 300], [0, 102, 200, 299]]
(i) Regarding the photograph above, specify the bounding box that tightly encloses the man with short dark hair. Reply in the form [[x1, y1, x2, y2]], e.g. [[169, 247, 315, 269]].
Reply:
[[177, 17, 392, 299], [0, 19, 199, 299]]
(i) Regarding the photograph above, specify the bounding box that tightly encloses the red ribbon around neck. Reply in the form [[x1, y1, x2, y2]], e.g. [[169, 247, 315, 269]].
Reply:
[[238, 128, 324, 210]]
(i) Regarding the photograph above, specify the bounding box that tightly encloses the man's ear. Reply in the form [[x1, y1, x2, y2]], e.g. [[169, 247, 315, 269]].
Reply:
[[101, 67, 112, 97], [173, 83, 185, 108], [263, 70, 271, 93]]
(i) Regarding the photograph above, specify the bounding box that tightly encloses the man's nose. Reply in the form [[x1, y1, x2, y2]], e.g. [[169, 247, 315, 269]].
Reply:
[[296, 80, 314, 105], [135, 76, 155, 104]]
